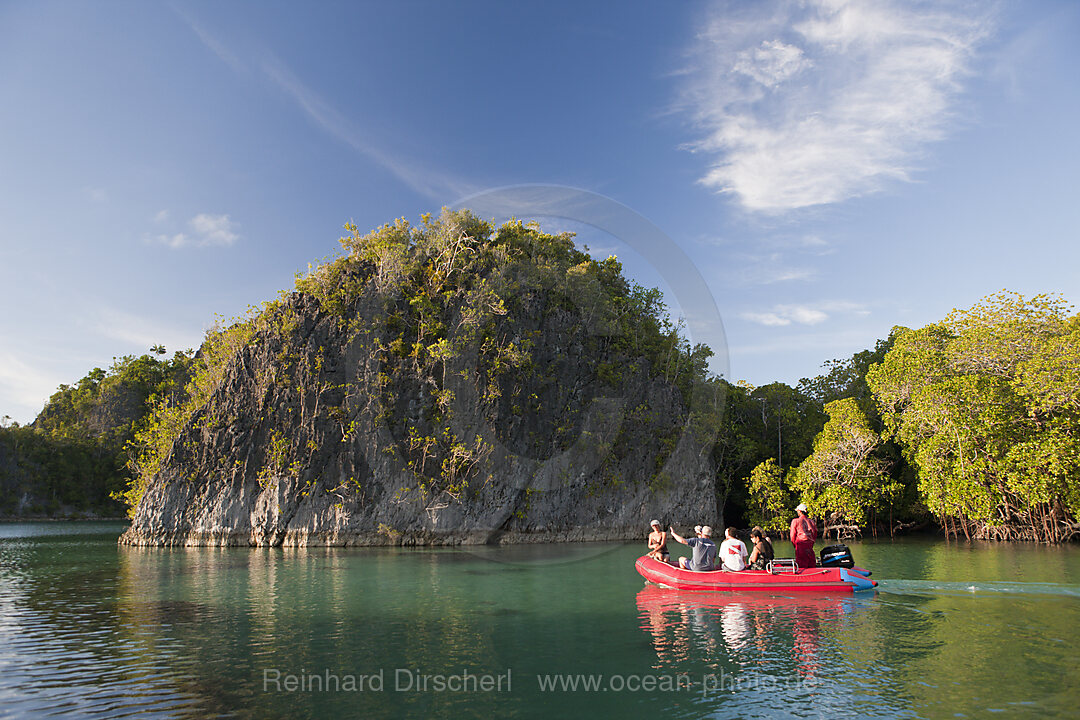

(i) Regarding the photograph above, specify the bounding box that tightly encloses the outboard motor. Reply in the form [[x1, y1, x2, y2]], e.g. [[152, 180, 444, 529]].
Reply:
[[820, 544, 855, 568]]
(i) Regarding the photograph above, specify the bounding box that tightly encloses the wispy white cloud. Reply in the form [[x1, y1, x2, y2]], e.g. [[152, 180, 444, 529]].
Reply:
[[741, 300, 867, 327], [190, 213, 239, 246], [0, 310, 203, 422], [150, 213, 239, 249], [724, 254, 817, 286], [743, 306, 825, 327], [85, 186, 108, 203], [733, 39, 812, 88], [257, 58, 476, 200], [730, 325, 881, 362], [174, 9, 476, 201], [90, 306, 205, 354], [177, 8, 249, 77], [681, 0, 994, 212], [0, 350, 65, 422], [794, 234, 832, 253], [986, 6, 1071, 103], [763, 267, 817, 284], [718, 232, 836, 286]]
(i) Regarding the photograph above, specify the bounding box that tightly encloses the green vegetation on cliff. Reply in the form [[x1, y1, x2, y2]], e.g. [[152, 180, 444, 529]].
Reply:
[[122, 210, 723, 523], [0, 350, 191, 516], [8, 208, 1074, 545]]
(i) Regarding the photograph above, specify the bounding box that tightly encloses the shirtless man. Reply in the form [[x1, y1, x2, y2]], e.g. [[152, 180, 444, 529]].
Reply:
[[647, 520, 670, 562]]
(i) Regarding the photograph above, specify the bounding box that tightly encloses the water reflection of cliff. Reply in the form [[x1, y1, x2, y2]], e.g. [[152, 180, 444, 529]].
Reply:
[[636, 586, 872, 680], [116, 546, 514, 719]]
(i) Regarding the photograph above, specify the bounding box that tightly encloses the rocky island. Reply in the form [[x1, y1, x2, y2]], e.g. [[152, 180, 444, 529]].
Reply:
[[119, 210, 726, 546]]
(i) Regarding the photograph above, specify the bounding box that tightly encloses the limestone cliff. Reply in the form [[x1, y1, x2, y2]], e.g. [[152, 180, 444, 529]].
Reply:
[[120, 211, 724, 546]]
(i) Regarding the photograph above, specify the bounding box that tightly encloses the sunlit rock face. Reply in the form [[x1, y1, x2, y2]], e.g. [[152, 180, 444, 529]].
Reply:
[[122, 214, 723, 547]]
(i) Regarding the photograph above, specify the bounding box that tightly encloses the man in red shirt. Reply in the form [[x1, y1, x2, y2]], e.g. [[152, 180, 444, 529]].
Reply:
[[790, 503, 818, 569]]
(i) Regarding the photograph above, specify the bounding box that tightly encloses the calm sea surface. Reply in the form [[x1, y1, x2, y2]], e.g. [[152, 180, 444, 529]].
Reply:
[[1, 522, 1078, 719]]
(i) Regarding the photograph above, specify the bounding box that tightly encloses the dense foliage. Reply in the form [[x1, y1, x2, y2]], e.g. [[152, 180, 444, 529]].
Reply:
[[868, 292, 1080, 542], [123, 210, 722, 516], [0, 350, 191, 516], [788, 398, 900, 528], [0, 425, 116, 515], [769, 291, 1079, 543], [743, 458, 790, 532], [798, 336, 894, 418], [8, 207, 1074, 546]]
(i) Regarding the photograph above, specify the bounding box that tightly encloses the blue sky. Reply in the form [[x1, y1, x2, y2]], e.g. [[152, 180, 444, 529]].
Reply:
[[2, 0, 1079, 423]]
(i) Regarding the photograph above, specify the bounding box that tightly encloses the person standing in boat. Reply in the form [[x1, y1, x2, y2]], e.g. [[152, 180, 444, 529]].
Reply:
[[718, 527, 748, 572], [669, 525, 717, 571], [646, 520, 670, 563], [747, 527, 774, 570], [790, 503, 818, 569]]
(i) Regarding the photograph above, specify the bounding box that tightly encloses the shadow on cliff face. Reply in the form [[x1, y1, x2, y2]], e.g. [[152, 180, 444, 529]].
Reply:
[[442, 186, 728, 566], [121, 187, 729, 558]]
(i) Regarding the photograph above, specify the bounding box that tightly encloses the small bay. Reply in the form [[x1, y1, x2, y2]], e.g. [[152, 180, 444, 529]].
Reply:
[[1, 522, 1078, 719]]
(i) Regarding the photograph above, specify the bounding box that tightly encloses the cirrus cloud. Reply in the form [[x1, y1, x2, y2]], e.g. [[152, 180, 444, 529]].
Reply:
[[741, 300, 868, 327], [681, 0, 994, 212], [150, 213, 239, 249]]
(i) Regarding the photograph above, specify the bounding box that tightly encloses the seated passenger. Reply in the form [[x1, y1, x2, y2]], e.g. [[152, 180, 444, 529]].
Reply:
[[747, 527, 774, 570], [646, 519, 670, 563], [718, 527, 748, 572], [669, 525, 717, 571]]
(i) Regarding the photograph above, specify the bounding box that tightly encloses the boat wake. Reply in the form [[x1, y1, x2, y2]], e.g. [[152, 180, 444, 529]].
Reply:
[[880, 578, 1080, 599]]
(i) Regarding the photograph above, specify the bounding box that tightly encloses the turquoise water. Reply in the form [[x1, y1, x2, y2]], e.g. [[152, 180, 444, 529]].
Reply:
[[1, 523, 1079, 719]]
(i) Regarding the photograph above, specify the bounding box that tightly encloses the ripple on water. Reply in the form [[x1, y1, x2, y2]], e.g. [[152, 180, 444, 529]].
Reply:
[[3, 528, 1080, 719], [880, 578, 1080, 599]]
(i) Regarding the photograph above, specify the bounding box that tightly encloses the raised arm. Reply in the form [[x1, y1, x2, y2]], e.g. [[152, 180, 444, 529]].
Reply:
[[669, 527, 688, 545]]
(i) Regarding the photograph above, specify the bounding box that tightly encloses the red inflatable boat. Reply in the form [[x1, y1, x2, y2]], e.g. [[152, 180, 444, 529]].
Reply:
[[635, 555, 877, 593]]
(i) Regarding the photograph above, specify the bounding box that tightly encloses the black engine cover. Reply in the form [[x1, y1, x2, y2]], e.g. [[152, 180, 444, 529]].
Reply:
[[820, 544, 855, 568]]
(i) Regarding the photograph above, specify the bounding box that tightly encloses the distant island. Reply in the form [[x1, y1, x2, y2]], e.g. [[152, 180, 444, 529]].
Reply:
[[0, 349, 190, 520], [3, 211, 1077, 544]]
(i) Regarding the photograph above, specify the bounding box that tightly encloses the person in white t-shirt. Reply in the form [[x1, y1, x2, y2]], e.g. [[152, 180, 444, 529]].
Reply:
[[718, 527, 748, 572]]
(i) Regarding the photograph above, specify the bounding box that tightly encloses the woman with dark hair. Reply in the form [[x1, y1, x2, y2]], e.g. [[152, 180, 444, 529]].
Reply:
[[747, 527, 774, 570]]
